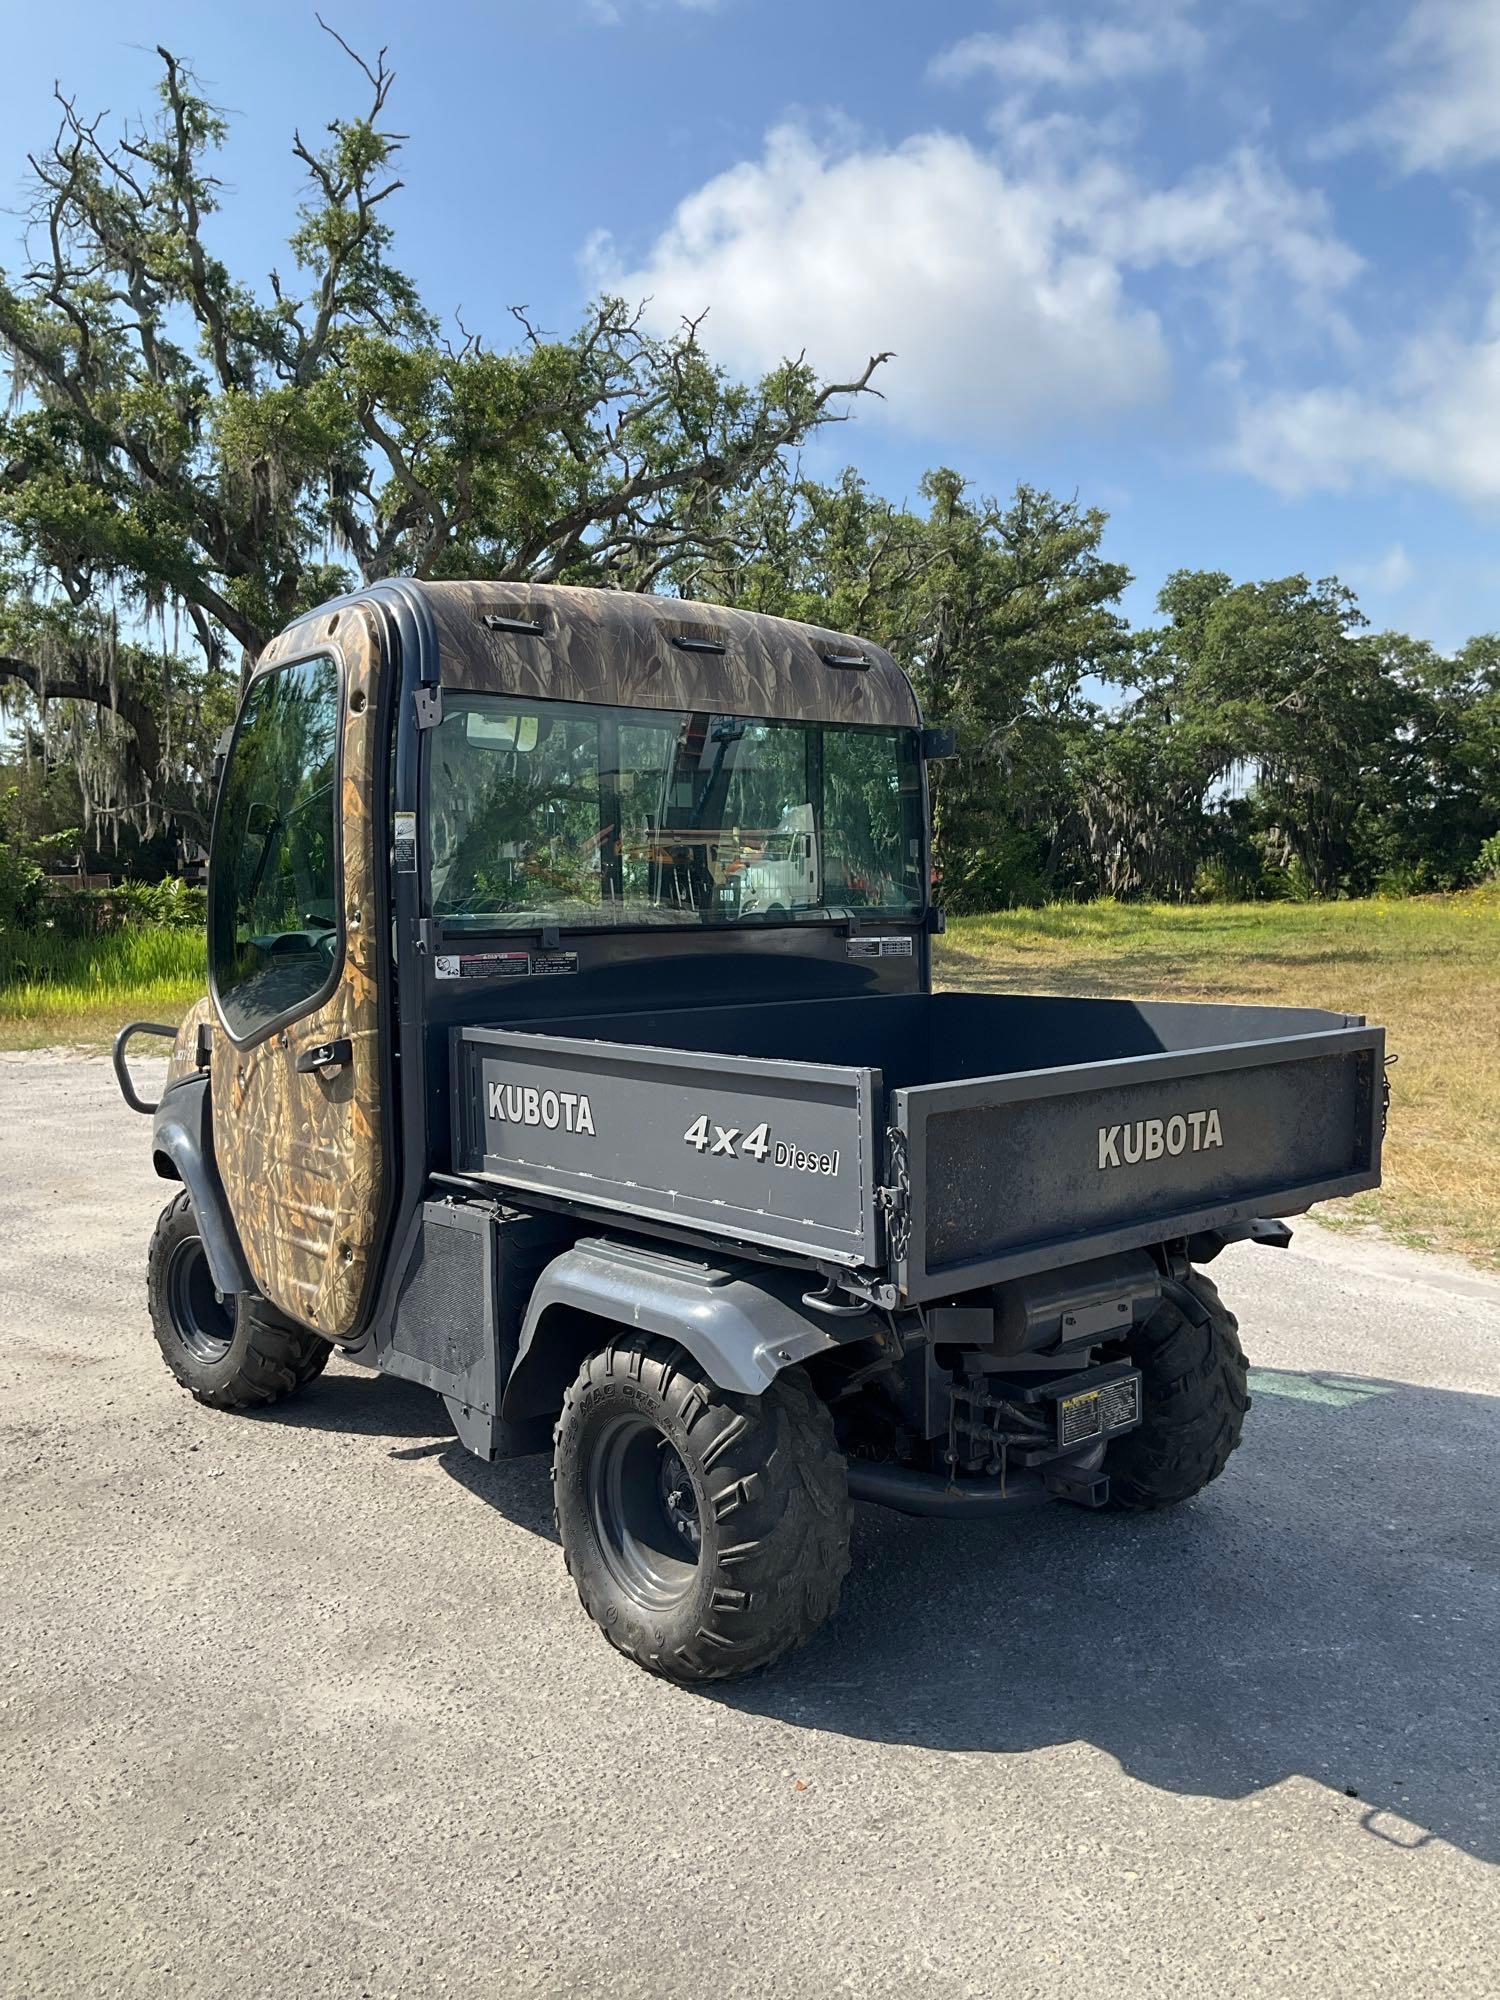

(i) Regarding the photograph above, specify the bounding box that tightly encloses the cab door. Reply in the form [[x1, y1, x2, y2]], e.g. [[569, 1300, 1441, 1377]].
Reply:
[[208, 603, 388, 1340]]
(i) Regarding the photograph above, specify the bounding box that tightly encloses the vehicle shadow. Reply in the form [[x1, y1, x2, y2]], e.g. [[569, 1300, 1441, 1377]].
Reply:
[[250, 1366, 451, 1442], [255, 1363, 563, 1538], [439, 1436, 559, 1541], [259, 1360, 1500, 1865], [714, 1367, 1500, 1866]]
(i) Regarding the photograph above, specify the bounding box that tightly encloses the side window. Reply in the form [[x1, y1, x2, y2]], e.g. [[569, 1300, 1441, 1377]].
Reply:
[[210, 655, 341, 1041], [822, 725, 923, 910]]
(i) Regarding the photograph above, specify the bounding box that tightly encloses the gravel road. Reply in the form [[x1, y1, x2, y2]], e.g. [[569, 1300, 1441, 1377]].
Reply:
[[2, 1051, 1497, 1999]]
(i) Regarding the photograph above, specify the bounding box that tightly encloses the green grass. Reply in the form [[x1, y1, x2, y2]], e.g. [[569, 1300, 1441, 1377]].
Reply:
[[0, 927, 206, 1050], [938, 888, 1500, 1268]]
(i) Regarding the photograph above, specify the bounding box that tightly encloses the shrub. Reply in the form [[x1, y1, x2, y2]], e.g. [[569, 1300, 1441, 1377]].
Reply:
[[0, 846, 43, 931], [106, 878, 208, 929], [1192, 857, 1267, 903], [1474, 831, 1500, 885], [1257, 855, 1322, 903], [1371, 863, 1429, 899], [34, 878, 207, 937], [0, 793, 44, 930]]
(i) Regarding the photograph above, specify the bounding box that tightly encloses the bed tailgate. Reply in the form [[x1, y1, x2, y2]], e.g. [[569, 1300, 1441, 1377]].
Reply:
[[451, 1026, 881, 1266], [888, 1025, 1385, 1303]]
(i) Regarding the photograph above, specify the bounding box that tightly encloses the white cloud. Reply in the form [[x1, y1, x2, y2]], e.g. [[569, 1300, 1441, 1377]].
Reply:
[[1339, 0, 1500, 171], [1089, 152, 1349, 280], [1349, 544, 1416, 594], [586, 124, 1358, 444], [588, 126, 1168, 437], [1233, 0, 1500, 504], [586, 0, 722, 22], [931, 4, 1208, 175], [1234, 320, 1500, 501], [930, 3, 1205, 93]]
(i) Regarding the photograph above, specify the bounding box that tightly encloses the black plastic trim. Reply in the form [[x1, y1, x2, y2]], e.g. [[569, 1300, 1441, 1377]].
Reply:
[[846, 1460, 1053, 1515], [151, 1074, 255, 1297], [354, 579, 443, 1357]]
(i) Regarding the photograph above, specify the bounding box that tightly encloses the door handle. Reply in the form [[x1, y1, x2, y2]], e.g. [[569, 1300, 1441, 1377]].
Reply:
[[295, 1038, 353, 1075]]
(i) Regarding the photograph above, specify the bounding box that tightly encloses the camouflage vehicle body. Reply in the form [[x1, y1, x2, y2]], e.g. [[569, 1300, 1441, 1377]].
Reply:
[[121, 579, 1385, 1683], [426, 581, 922, 727]]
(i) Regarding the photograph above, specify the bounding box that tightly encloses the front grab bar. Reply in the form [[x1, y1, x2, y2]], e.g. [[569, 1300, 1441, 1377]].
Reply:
[[113, 1020, 177, 1115]]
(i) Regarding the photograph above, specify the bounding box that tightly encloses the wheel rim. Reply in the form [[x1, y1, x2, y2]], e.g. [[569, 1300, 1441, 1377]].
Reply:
[[588, 1414, 702, 1612], [165, 1234, 235, 1365]]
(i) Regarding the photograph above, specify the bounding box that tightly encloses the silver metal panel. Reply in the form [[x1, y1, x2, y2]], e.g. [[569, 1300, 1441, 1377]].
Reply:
[[891, 1026, 1384, 1302], [453, 1027, 880, 1267]]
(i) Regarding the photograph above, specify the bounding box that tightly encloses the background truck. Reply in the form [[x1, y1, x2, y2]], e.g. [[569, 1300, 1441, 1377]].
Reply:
[[116, 581, 1385, 1682]]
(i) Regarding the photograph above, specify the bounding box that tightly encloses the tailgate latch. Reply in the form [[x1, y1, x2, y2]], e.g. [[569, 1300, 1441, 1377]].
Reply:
[[876, 1182, 910, 1261], [878, 1128, 912, 1263]]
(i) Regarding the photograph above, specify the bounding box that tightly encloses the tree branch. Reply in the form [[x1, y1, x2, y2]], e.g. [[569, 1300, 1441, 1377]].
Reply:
[[0, 649, 163, 780]]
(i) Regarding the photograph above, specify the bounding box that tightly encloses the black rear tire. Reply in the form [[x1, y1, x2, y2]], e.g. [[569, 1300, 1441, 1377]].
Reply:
[[553, 1334, 852, 1683], [1103, 1268, 1249, 1509], [147, 1191, 331, 1411]]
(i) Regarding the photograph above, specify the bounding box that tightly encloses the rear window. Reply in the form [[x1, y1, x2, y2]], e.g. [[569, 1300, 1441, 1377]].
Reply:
[[427, 695, 924, 931]]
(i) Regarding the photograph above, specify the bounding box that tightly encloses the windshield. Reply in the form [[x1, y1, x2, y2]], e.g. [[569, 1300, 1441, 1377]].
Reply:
[[428, 695, 925, 931]]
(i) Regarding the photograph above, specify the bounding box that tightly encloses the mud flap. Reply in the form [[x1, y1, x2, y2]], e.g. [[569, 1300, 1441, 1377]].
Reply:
[[376, 1198, 566, 1461]]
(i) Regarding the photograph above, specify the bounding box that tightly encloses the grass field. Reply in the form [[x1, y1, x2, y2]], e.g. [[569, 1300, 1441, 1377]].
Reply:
[[0, 927, 206, 1053], [2, 890, 1495, 1263], [941, 889, 1500, 1267]]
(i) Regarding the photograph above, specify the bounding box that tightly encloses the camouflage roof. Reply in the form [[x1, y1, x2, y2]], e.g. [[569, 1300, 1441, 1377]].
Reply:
[[415, 581, 922, 730]]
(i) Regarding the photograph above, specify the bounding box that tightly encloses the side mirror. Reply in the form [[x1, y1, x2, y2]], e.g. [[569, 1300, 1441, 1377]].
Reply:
[[920, 726, 958, 761]]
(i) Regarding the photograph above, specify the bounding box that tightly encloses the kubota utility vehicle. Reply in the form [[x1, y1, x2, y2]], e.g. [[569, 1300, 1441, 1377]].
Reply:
[[116, 582, 1385, 1681]]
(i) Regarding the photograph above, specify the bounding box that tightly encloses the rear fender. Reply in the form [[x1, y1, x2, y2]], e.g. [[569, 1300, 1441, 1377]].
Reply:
[[151, 1074, 255, 1298], [500, 1236, 858, 1423]]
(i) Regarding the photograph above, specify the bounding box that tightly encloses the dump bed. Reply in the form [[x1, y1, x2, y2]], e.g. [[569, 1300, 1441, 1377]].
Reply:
[[452, 1025, 881, 1265], [450, 992, 1383, 1301]]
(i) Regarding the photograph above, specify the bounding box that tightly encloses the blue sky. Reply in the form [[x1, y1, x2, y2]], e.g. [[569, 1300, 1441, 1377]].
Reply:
[[5, 0, 1500, 648]]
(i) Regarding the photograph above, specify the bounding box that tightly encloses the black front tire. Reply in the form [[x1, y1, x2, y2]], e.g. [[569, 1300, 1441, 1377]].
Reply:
[[553, 1334, 852, 1683], [147, 1191, 332, 1411], [1103, 1268, 1249, 1509]]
